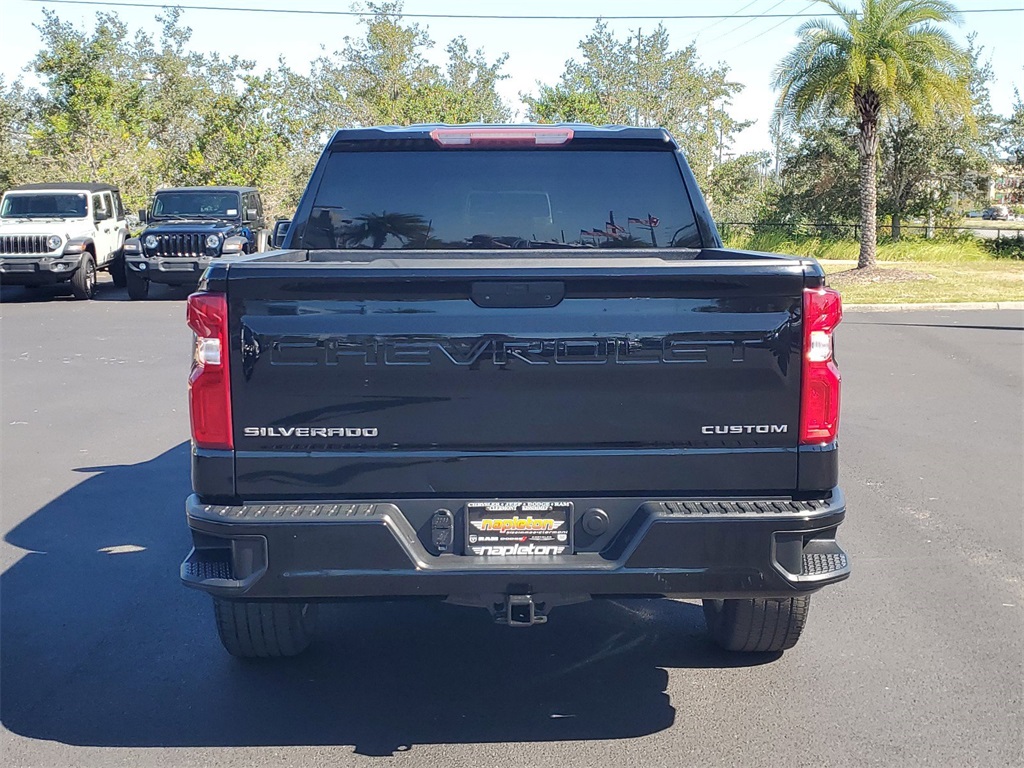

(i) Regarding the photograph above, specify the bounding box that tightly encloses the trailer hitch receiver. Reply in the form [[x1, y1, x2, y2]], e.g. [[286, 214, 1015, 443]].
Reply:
[[501, 594, 547, 627]]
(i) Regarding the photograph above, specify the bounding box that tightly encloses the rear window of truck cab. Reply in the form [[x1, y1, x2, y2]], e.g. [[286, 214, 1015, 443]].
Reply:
[[301, 150, 702, 250]]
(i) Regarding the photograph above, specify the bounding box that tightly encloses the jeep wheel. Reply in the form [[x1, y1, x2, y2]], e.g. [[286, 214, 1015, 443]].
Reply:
[[70, 254, 97, 300], [126, 266, 149, 300], [110, 252, 127, 288], [702, 596, 810, 653], [212, 599, 317, 658]]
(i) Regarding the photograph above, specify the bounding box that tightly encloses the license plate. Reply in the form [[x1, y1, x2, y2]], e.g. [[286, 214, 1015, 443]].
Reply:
[[465, 501, 572, 556]]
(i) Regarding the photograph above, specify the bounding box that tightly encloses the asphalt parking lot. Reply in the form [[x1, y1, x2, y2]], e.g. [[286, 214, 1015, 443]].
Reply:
[[2, 277, 1022, 767]]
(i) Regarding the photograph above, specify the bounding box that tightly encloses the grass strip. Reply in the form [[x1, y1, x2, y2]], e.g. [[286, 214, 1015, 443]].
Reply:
[[723, 231, 1003, 263], [822, 261, 1024, 304]]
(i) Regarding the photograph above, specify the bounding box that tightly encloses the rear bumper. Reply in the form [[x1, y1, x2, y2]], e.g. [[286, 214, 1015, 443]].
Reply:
[[182, 490, 849, 601], [126, 254, 212, 285]]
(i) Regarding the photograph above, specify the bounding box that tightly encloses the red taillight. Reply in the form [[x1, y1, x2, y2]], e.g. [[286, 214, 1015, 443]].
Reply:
[[430, 127, 574, 146], [187, 292, 232, 450], [800, 287, 842, 445]]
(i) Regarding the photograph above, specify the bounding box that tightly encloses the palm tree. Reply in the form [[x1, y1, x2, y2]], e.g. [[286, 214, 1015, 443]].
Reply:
[[773, 0, 971, 268], [344, 212, 430, 249]]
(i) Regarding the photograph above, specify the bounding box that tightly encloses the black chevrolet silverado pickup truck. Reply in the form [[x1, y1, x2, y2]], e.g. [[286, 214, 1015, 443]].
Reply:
[[181, 125, 848, 658]]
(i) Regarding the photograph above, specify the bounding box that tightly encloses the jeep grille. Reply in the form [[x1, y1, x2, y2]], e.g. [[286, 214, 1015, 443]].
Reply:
[[152, 233, 207, 257], [0, 235, 49, 255]]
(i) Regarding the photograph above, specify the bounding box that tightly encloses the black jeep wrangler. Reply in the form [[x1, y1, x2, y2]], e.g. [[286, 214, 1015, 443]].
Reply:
[[123, 186, 268, 299]]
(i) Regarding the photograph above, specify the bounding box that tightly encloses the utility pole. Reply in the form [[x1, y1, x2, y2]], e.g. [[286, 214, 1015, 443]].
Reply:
[[718, 102, 724, 165], [707, 100, 715, 171]]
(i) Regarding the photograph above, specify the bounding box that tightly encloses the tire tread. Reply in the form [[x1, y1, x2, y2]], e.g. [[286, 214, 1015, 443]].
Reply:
[[70, 254, 96, 300], [125, 267, 149, 300], [703, 596, 811, 653], [110, 253, 127, 288], [212, 599, 316, 658]]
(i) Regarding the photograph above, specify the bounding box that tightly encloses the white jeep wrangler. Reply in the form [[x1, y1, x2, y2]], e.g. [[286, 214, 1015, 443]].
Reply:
[[0, 182, 129, 299]]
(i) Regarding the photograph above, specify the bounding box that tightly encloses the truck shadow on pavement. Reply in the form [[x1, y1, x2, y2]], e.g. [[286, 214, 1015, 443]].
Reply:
[[2, 443, 778, 756]]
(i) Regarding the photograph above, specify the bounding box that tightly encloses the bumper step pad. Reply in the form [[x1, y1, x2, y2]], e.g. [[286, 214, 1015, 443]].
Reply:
[[195, 502, 386, 521], [660, 499, 828, 516], [803, 551, 849, 576], [182, 554, 232, 581]]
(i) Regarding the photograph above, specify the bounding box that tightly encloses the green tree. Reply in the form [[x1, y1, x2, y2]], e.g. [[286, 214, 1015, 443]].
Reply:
[[24, 8, 288, 212], [769, 119, 861, 227], [432, 36, 511, 123], [134, 10, 268, 193], [334, 1, 438, 125], [879, 37, 997, 237], [314, 1, 510, 128], [521, 84, 606, 125], [29, 10, 156, 208], [879, 113, 989, 237], [234, 64, 322, 219], [774, 0, 972, 268], [524, 21, 747, 186], [705, 152, 773, 223], [1006, 90, 1024, 166], [998, 85, 1024, 205], [13, 3, 510, 221], [879, 116, 938, 237], [0, 78, 32, 190]]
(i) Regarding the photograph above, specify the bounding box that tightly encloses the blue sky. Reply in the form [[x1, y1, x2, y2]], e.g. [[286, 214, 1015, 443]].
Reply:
[[2, 0, 1021, 155]]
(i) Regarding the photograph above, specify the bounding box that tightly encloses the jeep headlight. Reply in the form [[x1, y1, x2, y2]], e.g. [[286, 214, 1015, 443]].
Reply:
[[47, 234, 63, 251], [144, 234, 158, 249], [205, 234, 221, 249]]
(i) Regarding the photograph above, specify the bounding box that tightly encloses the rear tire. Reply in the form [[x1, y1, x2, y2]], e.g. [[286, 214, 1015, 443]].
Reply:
[[212, 599, 317, 658], [702, 596, 810, 652], [126, 266, 149, 300], [70, 254, 97, 300]]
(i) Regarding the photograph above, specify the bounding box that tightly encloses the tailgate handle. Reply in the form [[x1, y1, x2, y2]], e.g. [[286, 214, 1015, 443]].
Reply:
[[471, 281, 564, 308]]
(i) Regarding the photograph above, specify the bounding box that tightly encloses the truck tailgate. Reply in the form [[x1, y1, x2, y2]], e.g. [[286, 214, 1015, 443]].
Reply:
[[226, 258, 807, 499]]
